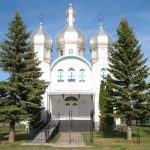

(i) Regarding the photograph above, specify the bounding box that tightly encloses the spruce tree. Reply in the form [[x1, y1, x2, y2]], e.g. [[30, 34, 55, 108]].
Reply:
[[0, 11, 47, 142], [109, 18, 150, 141], [99, 75, 114, 133], [99, 80, 107, 132]]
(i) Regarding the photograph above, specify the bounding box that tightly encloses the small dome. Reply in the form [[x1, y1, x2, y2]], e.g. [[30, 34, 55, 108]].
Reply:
[[90, 23, 113, 50], [56, 4, 86, 56], [30, 22, 52, 49]]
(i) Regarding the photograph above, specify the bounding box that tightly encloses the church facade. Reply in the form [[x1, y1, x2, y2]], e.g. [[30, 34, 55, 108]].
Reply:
[[30, 4, 113, 130]]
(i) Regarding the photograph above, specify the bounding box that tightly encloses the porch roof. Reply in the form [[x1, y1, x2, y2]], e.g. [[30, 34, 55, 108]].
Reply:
[[47, 90, 94, 96]]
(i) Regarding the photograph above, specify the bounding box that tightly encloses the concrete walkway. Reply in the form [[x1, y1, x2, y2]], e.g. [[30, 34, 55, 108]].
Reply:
[[22, 132, 92, 147], [54, 132, 86, 147]]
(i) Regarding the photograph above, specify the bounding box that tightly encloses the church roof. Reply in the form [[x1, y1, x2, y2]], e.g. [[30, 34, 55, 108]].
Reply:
[[30, 22, 52, 49], [90, 23, 113, 49], [56, 4, 86, 52], [51, 55, 92, 70]]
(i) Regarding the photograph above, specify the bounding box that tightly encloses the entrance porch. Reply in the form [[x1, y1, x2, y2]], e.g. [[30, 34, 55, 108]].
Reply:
[[47, 91, 94, 131]]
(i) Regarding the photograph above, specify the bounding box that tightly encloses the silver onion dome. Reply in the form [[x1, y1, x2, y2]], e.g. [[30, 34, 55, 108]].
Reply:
[[30, 22, 52, 49], [90, 23, 113, 50], [56, 4, 86, 56]]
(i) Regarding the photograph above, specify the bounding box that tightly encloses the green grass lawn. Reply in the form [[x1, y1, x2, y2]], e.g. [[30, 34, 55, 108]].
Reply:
[[0, 125, 150, 150], [0, 141, 150, 150], [0, 124, 26, 142], [82, 125, 150, 145]]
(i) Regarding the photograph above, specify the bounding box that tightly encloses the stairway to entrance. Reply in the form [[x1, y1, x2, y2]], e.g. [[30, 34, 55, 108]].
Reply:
[[30, 119, 59, 144], [59, 120, 94, 132]]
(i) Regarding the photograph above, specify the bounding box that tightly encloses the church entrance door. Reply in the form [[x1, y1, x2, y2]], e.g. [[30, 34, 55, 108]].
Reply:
[[65, 96, 78, 120]]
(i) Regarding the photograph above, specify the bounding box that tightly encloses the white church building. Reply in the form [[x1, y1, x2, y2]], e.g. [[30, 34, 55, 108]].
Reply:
[[30, 4, 113, 130]]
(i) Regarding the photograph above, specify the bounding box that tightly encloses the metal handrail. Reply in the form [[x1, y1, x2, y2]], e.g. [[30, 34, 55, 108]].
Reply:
[[26, 113, 60, 142], [26, 119, 49, 143]]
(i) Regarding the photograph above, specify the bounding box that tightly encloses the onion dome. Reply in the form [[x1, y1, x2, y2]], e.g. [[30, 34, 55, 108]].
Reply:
[[56, 4, 86, 56], [30, 22, 52, 50], [90, 22, 113, 50]]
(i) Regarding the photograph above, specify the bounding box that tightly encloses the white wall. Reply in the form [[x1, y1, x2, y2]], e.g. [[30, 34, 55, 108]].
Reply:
[[50, 56, 92, 92]]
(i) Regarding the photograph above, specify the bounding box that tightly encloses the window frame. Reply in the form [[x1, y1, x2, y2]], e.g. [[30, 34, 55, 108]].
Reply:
[[57, 69, 64, 82], [79, 69, 85, 82], [68, 48, 73, 54], [68, 68, 75, 82]]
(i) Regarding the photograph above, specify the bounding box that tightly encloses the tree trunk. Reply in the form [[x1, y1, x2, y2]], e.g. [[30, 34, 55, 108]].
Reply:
[[127, 119, 132, 141], [9, 119, 15, 143], [140, 119, 143, 126]]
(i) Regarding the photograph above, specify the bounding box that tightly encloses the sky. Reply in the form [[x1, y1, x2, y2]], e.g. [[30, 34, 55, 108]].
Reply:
[[0, 0, 150, 81]]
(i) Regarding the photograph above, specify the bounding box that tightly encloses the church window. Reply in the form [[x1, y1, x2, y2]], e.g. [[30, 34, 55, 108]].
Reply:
[[79, 69, 85, 82], [100, 68, 107, 79], [65, 96, 77, 101], [79, 50, 83, 56], [69, 48, 73, 54], [60, 50, 63, 56], [68, 68, 75, 82], [73, 103, 77, 106], [66, 103, 70, 106], [57, 69, 64, 82]]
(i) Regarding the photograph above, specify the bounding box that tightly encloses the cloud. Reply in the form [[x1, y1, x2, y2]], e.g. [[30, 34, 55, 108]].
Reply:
[[136, 12, 150, 20]]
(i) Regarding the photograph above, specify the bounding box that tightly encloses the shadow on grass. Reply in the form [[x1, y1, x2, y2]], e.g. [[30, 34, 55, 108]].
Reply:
[[100, 130, 127, 139], [0, 133, 8, 141], [15, 133, 27, 141], [140, 127, 150, 136], [0, 132, 27, 142]]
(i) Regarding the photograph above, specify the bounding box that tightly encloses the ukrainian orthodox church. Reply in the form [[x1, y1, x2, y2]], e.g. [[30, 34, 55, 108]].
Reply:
[[30, 4, 113, 130]]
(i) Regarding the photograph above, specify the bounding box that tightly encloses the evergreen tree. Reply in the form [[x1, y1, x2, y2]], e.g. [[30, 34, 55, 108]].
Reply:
[[99, 80, 107, 132], [109, 18, 150, 141], [99, 75, 114, 133], [0, 11, 47, 142]]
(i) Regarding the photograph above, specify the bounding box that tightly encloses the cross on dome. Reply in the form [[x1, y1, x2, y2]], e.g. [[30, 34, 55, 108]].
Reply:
[[39, 14, 44, 25], [66, 3, 76, 25], [99, 15, 103, 26]]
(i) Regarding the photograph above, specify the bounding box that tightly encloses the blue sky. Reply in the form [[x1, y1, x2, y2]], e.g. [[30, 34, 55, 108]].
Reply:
[[0, 0, 150, 81]]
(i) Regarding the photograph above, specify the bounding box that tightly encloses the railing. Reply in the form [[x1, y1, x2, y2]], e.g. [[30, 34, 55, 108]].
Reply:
[[26, 119, 49, 143], [26, 113, 60, 143], [45, 118, 60, 142]]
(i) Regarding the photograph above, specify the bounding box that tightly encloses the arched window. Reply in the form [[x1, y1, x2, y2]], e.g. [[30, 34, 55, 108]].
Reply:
[[66, 103, 70, 106], [73, 103, 77, 106], [69, 48, 73, 54], [60, 50, 63, 56], [68, 68, 75, 82], [79, 69, 85, 82], [100, 68, 107, 79], [57, 69, 64, 82], [65, 96, 77, 101]]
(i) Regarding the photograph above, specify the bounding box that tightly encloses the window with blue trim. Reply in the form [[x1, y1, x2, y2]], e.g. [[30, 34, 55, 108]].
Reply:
[[57, 69, 64, 82], [68, 68, 75, 82], [69, 48, 73, 54], [100, 68, 107, 79], [79, 69, 85, 82]]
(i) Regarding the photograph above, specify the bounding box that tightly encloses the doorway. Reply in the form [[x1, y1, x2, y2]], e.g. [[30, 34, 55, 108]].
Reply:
[[65, 96, 78, 120]]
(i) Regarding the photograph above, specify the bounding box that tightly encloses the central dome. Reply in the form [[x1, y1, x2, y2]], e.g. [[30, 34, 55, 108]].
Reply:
[[56, 4, 86, 57]]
